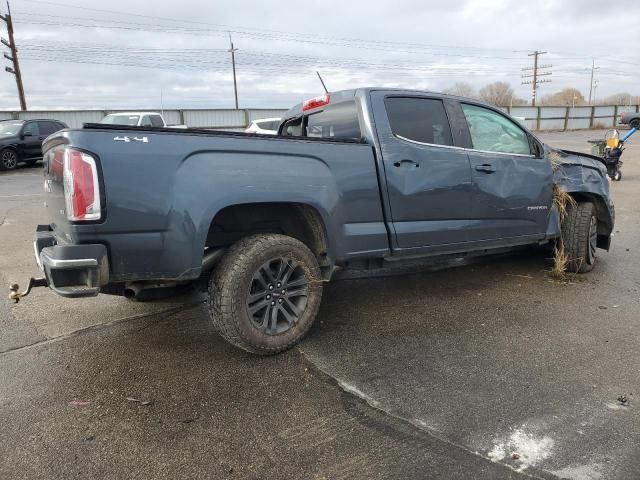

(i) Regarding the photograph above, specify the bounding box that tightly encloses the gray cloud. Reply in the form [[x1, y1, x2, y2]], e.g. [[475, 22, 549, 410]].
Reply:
[[0, 0, 638, 110]]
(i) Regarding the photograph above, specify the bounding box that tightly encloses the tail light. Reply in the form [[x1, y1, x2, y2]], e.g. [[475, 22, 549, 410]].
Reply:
[[303, 94, 330, 111], [63, 148, 101, 221]]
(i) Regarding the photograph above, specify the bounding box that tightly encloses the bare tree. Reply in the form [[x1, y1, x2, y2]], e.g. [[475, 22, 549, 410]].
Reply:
[[602, 92, 635, 105], [478, 82, 520, 106], [541, 88, 585, 106], [443, 82, 477, 99]]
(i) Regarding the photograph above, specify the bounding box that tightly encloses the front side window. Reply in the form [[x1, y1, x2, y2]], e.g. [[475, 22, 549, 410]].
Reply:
[[461, 104, 531, 155], [22, 122, 39, 137], [304, 101, 361, 141], [140, 116, 153, 127], [385, 97, 453, 147]]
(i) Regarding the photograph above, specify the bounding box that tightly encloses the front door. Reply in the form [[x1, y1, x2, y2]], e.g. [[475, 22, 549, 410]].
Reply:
[[459, 102, 553, 240], [20, 122, 43, 159], [371, 92, 474, 250]]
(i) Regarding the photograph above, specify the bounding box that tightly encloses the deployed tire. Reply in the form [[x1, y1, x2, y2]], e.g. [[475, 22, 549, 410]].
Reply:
[[208, 234, 323, 355], [562, 201, 598, 273], [0, 149, 19, 171], [630, 119, 640, 129]]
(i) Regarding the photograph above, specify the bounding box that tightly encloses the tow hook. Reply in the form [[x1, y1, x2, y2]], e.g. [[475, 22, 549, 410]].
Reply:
[[9, 277, 48, 303]]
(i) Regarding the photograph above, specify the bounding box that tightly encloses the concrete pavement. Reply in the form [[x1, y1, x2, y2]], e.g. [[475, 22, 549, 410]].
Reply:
[[1, 130, 639, 479]]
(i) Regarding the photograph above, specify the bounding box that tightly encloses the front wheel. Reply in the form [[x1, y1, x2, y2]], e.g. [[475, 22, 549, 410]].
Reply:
[[613, 170, 622, 181], [208, 234, 323, 355], [630, 119, 640, 129], [562, 201, 598, 273], [0, 149, 19, 171]]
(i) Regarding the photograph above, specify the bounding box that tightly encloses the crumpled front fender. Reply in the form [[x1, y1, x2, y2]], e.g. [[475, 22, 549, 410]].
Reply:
[[546, 148, 615, 249]]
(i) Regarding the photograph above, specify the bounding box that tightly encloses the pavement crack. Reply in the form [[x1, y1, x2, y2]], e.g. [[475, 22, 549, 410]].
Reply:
[[298, 348, 554, 480], [0, 300, 205, 356], [0, 199, 42, 227]]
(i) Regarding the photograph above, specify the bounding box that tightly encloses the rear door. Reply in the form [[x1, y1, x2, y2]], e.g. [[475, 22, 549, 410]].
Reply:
[[370, 92, 473, 249], [458, 102, 552, 240]]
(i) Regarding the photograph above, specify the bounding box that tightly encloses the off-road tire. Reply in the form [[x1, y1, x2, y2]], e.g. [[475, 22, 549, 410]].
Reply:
[[208, 234, 323, 355], [562, 201, 597, 273]]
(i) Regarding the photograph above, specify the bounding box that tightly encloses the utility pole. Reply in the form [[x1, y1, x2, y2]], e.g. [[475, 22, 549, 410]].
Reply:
[[522, 51, 552, 106], [588, 58, 600, 105], [228, 34, 238, 109], [1, 1, 26, 110]]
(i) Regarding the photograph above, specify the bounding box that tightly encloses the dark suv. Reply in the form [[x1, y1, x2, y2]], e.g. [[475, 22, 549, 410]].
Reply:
[[0, 119, 68, 170]]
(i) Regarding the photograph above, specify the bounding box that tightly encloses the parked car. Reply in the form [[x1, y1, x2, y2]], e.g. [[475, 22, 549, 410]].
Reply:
[[0, 119, 68, 170], [100, 112, 187, 128], [245, 117, 281, 135], [618, 111, 640, 129], [20, 88, 614, 355]]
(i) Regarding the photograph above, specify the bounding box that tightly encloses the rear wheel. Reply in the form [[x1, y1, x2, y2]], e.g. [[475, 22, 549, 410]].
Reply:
[[613, 170, 622, 181], [0, 149, 19, 171], [562, 201, 598, 273], [208, 234, 323, 355], [630, 119, 640, 129]]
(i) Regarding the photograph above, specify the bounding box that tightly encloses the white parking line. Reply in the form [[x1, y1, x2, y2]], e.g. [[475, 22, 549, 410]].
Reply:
[[0, 174, 42, 178], [0, 193, 45, 198]]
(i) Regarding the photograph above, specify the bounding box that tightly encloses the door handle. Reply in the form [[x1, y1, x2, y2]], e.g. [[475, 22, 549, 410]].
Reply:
[[393, 159, 420, 168], [475, 164, 496, 173]]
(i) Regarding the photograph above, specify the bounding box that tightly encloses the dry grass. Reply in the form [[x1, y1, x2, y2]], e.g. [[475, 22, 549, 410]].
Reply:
[[549, 184, 577, 279], [550, 244, 569, 279], [552, 184, 576, 221], [548, 151, 562, 171]]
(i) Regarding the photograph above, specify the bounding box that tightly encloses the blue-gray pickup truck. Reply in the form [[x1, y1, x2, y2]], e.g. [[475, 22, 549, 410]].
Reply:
[[17, 88, 614, 354]]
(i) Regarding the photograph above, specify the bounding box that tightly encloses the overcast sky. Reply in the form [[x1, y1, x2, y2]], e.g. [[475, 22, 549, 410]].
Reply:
[[1, 0, 639, 110]]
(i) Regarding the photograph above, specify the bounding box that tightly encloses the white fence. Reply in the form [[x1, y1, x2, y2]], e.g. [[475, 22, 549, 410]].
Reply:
[[0, 105, 638, 131], [506, 105, 639, 131]]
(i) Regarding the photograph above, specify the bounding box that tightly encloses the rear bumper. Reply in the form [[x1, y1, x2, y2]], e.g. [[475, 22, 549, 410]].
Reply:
[[34, 225, 109, 298]]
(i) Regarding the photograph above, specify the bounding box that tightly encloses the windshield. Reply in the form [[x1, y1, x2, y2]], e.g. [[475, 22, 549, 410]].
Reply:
[[100, 114, 140, 126], [0, 122, 23, 136]]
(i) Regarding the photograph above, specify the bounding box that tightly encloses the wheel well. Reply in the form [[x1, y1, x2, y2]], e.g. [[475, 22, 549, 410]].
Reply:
[[568, 192, 612, 248], [206, 203, 331, 267]]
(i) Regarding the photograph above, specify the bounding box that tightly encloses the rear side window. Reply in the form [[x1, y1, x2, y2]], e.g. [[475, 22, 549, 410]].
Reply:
[[281, 117, 303, 136], [150, 115, 164, 127], [38, 121, 63, 135], [304, 101, 361, 141], [385, 97, 453, 147], [257, 120, 280, 131]]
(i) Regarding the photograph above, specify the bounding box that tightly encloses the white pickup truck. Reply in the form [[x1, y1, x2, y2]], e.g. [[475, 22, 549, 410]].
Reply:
[[100, 112, 187, 128]]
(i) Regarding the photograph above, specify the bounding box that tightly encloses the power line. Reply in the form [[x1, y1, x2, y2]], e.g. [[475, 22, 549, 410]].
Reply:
[[16, 0, 532, 56]]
